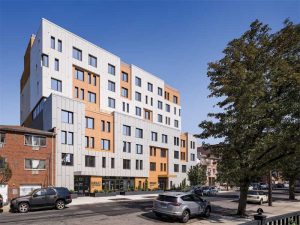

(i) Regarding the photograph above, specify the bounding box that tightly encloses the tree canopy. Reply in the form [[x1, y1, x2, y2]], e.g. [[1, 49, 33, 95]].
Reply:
[[187, 164, 207, 186]]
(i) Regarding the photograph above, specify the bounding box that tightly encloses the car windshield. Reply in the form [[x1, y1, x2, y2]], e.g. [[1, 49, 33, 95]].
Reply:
[[28, 189, 39, 196], [248, 191, 264, 195], [157, 195, 178, 203]]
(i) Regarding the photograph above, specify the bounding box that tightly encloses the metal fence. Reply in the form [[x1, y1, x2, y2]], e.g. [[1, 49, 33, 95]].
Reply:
[[241, 211, 300, 225]]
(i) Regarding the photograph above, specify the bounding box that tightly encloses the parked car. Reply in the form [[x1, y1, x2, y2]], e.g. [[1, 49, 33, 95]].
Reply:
[[185, 186, 205, 196], [260, 183, 268, 190], [0, 194, 3, 209], [246, 191, 268, 205], [275, 183, 284, 188], [283, 183, 289, 188], [203, 187, 218, 196], [251, 183, 261, 190], [153, 192, 211, 223], [248, 185, 254, 190], [10, 187, 72, 213]]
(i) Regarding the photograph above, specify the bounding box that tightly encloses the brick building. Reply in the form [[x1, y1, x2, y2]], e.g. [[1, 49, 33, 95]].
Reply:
[[0, 125, 55, 201]]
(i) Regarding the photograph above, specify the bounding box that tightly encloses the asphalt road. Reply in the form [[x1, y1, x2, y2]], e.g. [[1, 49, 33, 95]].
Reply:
[[0, 190, 298, 225]]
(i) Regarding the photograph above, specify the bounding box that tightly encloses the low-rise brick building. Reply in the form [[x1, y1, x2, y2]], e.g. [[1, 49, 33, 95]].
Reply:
[[0, 125, 55, 201]]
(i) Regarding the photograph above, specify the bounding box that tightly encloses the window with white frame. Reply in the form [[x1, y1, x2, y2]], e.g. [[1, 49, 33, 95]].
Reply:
[[61, 110, 73, 124], [101, 139, 110, 150], [62, 153, 73, 166], [136, 144, 143, 154], [25, 159, 46, 170], [24, 135, 46, 147]]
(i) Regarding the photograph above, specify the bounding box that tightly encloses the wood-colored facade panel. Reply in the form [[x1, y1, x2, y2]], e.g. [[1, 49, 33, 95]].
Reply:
[[164, 85, 180, 105], [120, 63, 132, 100], [149, 146, 168, 189]]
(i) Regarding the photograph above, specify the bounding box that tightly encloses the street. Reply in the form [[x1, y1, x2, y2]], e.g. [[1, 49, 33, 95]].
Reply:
[[0, 191, 299, 225]]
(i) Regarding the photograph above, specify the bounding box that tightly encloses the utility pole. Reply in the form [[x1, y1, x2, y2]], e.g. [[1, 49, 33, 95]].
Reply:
[[268, 170, 272, 206]]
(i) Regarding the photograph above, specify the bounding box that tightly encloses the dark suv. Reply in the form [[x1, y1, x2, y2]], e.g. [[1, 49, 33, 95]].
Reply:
[[0, 194, 3, 209], [10, 187, 72, 213]]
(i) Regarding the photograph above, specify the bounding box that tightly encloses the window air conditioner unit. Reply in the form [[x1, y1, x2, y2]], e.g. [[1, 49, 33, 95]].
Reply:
[[32, 146, 40, 151], [32, 170, 39, 175], [0, 143, 3, 148]]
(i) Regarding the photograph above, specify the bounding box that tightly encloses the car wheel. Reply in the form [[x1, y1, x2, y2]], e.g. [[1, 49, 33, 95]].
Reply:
[[181, 210, 190, 223], [259, 199, 263, 205], [18, 202, 29, 213], [154, 212, 162, 218], [56, 200, 65, 210], [204, 207, 211, 217]]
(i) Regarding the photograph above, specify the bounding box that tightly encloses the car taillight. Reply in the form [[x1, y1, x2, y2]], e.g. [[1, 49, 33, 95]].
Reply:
[[169, 202, 182, 206]]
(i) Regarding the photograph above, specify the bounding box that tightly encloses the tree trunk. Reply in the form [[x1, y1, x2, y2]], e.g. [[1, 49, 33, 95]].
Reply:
[[237, 181, 249, 216], [288, 176, 295, 200]]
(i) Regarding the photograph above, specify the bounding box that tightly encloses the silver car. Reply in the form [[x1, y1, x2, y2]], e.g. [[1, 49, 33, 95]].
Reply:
[[152, 192, 211, 223]]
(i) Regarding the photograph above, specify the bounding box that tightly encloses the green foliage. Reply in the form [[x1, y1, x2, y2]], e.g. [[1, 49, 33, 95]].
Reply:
[[144, 179, 149, 191], [196, 19, 300, 215], [187, 164, 207, 186], [0, 156, 12, 184]]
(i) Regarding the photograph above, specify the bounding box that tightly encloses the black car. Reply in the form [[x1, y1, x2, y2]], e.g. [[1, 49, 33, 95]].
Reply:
[[10, 187, 72, 213], [0, 194, 3, 208]]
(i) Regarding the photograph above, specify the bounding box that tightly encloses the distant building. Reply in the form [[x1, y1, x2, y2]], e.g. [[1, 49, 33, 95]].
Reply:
[[197, 146, 218, 186], [0, 125, 55, 201]]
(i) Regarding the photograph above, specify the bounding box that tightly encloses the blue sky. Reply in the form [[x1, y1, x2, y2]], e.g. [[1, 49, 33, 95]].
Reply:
[[0, 0, 299, 143]]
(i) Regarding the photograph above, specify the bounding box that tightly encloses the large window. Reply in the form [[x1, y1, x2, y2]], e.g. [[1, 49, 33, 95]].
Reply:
[[174, 151, 179, 159], [136, 144, 143, 154], [190, 153, 196, 161], [147, 82, 153, 92], [25, 159, 46, 170], [165, 104, 170, 112], [51, 36, 55, 49], [101, 139, 110, 150], [174, 164, 179, 172], [0, 133, 5, 143], [158, 114, 163, 123], [158, 101, 163, 109], [121, 88, 128, 98], [160, 149, 167, 157], [58, 39, 62, 52], [151, 132, 158, 142], [135, 76, 141, 87], [54, 59, 59, 71], [61, 110, 73, 124], [135, 92, 141, 101], [123, 125, 131, 136], [85, 117, 94, 129], [108, 97, 115, 108], [102, 157, 106, 168], [42, 54, 49, 67], [51, 78, 62, 92], [136, 160, 143, 170], [73, 47, 82, 61], [122, 72, 128, 82], [150, 162, 156, 171], [174, 120, 179, 128], [62, 153, 73, 166], [61, 131, 73, 145], [24, 135, 46, 147], [173, 96, 178, 104], [111, 158, 115, 169], [88, 54, 97, 67], [158, 87, 163, 96], [75, 69, 84, 81], [108, 64, 115, 75], [144, 110, 151, 120], [123, 159, 131, 170], [135, 107, 141, 116], [108, 80, 115, 92], [85, 155, 95, 167], [88, 92, 96, 103], [135, 128, 143, 138], [123, 141, 131, 153], [182, 165, 187, 173], [162, 134, 168, 143]]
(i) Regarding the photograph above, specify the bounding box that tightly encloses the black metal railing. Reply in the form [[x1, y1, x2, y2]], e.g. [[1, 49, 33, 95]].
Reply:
[[241, 211, 300, 225]]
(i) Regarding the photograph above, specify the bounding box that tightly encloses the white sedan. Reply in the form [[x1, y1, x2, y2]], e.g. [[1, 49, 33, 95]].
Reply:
[[247, 191, 268, 205]]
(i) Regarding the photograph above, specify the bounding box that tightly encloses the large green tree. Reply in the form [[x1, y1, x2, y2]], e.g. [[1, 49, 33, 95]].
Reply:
[[196, 20, 300, 216], [187, 164, 207, 186]]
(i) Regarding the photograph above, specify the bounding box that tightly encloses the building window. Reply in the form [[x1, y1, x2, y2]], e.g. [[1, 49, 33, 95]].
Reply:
[[108, 80, 115, 92], [123, 141, 131, 153], [158, 87, 163, 96], [24, 135, 46, 147], [136, 144, 143, 154], [61, 131, 73, 145], [123, 159, 131, 170], [108, 64, 115, 75], [85, 117, 94, 129], [158, 114, 163, 123], [58, 39, 62, 52], [85, 136, 89, 148], [166, 104, 170, 112], [93, 75, 97, 86], [145, 96, 148, 104], [165, 91, 170, 100], [162, 134, 168, 143], [179, 109, 181, 116], [107, 122, 111, 132], [135, 76, 141, 87], [135, 92, 141, 101], [174, 120, 179, 128], [88, 73, 91, 84], [147, 82, 153, 92], [181, 152, 186, 160], [54, 58, 59, 71], [151, 132, 157, 142], [85, 155, 95, 167], [174, 164, 179, 172], [122, 72, 128, 82], [111, 158, 115, 169], [150, 162, 156, 171], [160, 149, 167, 157], [62, 153, 73, 166], [181, 140, 186, 148], [101, 139, 110, 150], [122, 102, 129, 112], [158, 101, 163, 109], [191, 153, 195, 161], [73, 47, 82, 61], [51, 36, 55, 49], [75, 69, 84, 81], [136, 160, 143, 170], [144, 110, 151, 120], [173, 96, 178, 104], [80, 89, 84, 100], [0, 133, 5, 144], [123, 125, 131, 136], [101, 120, 105, 132], [135, 128, 143, 138], [121, 87, 128, 98], [88, 54, 97, 67], [182, 165, 187, 173], [160, 163, 167, 172], [42, 54, 49, 67], [90, 137, 95, 148], [174, 151, 179, 159], [108, 97, 115, 108], [102, 157, 106, 168], [61, 110, 73, 124], [150, 147, 156, 156], [88, 92, 96, 103], [25, 159, 46, 170], [135, 107, 141, 116]]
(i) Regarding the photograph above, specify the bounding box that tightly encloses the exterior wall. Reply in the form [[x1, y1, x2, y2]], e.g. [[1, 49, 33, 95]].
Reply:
[[0, 130, 55, 200], [120, 63, 132, 100], [149, 146, 168, 189]]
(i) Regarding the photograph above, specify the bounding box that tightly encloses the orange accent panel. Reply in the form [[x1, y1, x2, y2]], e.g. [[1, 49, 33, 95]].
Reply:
[[149, 146, 168, 189], [90, 176, 103, 192], [120, 63, 132, 100], [164, 85, 180, 105], [180, 133, 188, 162]]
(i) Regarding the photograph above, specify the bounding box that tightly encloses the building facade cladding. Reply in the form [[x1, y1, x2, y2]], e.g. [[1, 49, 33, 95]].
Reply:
[[20, 18, 195, 191]]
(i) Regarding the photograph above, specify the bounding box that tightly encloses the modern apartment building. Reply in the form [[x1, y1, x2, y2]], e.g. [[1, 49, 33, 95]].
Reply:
[[20, 18, 198, 193]]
